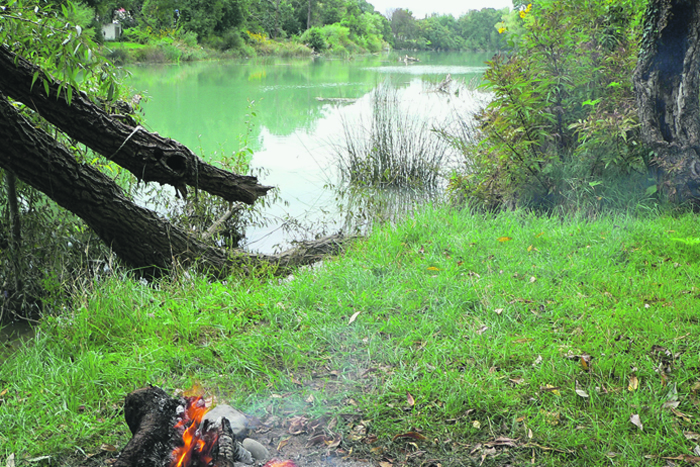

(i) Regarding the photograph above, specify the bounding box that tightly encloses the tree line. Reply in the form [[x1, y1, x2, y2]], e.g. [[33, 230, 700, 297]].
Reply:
[[75, 0, 508, 53]]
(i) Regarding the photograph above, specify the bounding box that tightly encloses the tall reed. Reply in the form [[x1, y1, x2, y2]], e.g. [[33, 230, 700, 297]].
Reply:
[[337, 82, 451, 189]]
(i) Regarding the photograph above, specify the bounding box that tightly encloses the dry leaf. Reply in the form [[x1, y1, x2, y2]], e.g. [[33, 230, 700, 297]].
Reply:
[[348, 311, 361, 324], [407, 392, 415, 407], [532, 355, 543, 366], [277, 437, 290, 450], [305, 393, 315, 404], [100, 444, 117, 452], [427, 266, 440, 271], [529, 276, 537, 283], [497, 236, 512, 242], [379, 462, 393, 467], [472, 420, 481, 429], [527, 244, 533, 252], [0, 389, 8, 398], [671, 408, 692, 422], [535, 232, 544, 238], [528, 428, 533, 439], [541, 384, 561, 396], [514, 337, 533, 344], [392, 432, 427, 442], [6, 453, 15, 467], [476, 325, 489, 335], [630, 413, 643, 430], [494, 308, 503, 315], [628, 376, 639, 391], [509, 377, 525, 385], [575, 388, 589, 398], [662, 400, 680, 409], [579, 354, 592, 371], [684, 432, 700, 441]]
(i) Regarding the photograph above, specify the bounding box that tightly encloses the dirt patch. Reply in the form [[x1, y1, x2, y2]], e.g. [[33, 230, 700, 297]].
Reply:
[[246, 414, 373, 467]]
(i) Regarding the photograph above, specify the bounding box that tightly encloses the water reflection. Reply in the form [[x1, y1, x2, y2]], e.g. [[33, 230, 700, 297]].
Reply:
[[126, 52, 491, 253]]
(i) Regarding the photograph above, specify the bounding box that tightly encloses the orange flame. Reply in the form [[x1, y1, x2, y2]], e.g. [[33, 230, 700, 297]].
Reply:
[[170, 396, 217, 467], [263, 460, 298, 467]]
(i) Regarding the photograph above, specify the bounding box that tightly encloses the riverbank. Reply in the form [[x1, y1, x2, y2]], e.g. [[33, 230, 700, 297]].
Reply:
[[103, 34, 315, 66], [2, 204, 699, 466]]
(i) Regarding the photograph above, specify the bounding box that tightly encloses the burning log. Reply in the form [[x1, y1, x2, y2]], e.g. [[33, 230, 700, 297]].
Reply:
[[114, 387, 269, 467]]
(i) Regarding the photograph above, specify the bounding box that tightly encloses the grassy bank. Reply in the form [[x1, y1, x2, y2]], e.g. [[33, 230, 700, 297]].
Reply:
[[1, 206, 700, 466]]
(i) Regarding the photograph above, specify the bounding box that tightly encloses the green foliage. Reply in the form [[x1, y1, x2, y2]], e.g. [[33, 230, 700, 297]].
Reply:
[[451, 0, 650, 210]]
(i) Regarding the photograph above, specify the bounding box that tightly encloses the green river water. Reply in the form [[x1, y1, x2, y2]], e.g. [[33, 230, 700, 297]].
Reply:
[[126, 51, 491, 252]]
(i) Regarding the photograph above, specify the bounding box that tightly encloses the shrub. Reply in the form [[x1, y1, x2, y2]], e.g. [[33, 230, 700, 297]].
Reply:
[[448, 0, 649, 210]]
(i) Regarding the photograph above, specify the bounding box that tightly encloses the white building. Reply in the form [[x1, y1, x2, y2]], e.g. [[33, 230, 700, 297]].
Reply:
[[102, 23, 122, 41]]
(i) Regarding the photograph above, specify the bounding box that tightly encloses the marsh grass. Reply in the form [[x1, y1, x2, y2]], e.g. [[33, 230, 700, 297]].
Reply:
[[337, 82, 452, 189], [2, 207, 700, 466]]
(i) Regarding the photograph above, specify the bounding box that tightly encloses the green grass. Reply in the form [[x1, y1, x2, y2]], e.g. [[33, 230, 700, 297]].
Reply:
[[1, 206, 700, 466]]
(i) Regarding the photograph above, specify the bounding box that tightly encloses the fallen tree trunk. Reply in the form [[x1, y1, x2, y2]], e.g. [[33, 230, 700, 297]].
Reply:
[[0, 45, 272, 204], [0, 93, 354, 276]]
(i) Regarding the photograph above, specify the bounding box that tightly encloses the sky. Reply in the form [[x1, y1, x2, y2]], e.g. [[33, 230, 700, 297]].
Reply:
[[370, 0, 513, 19]]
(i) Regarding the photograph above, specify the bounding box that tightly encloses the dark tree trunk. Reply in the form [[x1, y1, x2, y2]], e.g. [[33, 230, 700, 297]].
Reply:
[[0, 92, 235, 276], [0, 95, 355, 276], [0, 45, 272, 204], [633, 0, 700, 201]]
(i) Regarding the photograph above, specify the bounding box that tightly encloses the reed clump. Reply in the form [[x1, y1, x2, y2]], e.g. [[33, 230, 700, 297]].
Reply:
[[337, 82, 451, 189]]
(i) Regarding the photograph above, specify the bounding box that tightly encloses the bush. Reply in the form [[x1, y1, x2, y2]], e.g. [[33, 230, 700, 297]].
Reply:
[[448, 0, 649, 210]]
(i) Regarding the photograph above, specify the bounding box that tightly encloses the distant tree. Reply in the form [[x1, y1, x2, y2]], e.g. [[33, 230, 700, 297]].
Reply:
[[390, 8, 418, 47]]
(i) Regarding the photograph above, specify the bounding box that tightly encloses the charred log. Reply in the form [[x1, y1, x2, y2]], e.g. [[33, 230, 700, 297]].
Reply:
[[115, 387, 184, 467], [115, 388, 256, 467], [0, 45, 272, 204], [633, 0, 700, 201]]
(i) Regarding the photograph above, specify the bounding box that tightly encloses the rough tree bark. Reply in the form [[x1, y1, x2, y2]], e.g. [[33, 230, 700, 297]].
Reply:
[[633, 0, 700, 201], [0, 92, 354, 276], [0, 45, 272, 204]]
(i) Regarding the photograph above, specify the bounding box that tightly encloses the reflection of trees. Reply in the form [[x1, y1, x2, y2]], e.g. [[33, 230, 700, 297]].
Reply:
[[128, 56, 382, 157]]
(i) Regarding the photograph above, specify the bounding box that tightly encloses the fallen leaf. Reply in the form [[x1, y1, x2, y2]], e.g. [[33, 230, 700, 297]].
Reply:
[[497, 236, 512, 242], [685, 432, 700, 441], [695, 446, 700, 457], [540, 384, 560, 396], [575, 388, 589, 398], [671, 408, 692, 422], [535, 232, 544, 238], [0, 389, 7, 398], [392, 432, 427, 442], [379, 462, 393, 467], [662, 400, 680, 409], [427, 266, 440, 271], [476, 325, 489, 335], [348, 311, 361, 324], [630, 413, 643, 431], [407, 392, 415, 407], [100, 444, 117, 452], [529, 276, 536, 283], [532, 355, 543, 366], [305, 393, 315, 404], [277, 437, 290, 450], [514, 338, 533, 344], [472, 420, 481, 429], [655, 454, 700, 464], [6, 453, 15, 467], [628, 376, 639, 391], [579, 354, 592, 371], [509, 377, 525, 385], [494, 308, 504, 315], [485, 437, 518, 447], [527, 244, 533, 252], [528, 428, 533, 439]]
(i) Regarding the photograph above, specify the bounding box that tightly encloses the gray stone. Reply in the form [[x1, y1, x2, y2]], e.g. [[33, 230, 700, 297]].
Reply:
[[242, 438, 269, 461], [200, 404, 248, 438]]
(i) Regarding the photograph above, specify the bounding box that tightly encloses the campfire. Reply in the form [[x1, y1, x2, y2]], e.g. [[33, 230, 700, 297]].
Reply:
[[113, 386, 292, 467]]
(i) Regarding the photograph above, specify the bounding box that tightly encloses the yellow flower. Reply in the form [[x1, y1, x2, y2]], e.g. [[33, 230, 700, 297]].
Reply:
[[519, 10, 527, 18], [498, 27, 507, 34], [526, 3, 532, 12]]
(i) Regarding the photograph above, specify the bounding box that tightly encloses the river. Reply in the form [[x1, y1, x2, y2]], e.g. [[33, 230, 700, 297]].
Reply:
[[126, 51, 492, 253]]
